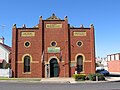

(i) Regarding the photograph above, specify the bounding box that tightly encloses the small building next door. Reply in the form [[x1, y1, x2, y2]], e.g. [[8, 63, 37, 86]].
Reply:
[[50, 58, 59, 77]]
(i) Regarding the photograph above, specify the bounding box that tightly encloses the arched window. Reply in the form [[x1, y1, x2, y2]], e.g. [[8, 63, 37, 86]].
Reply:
[[24, 56, 30, 73], [77, 55, 83, 73]]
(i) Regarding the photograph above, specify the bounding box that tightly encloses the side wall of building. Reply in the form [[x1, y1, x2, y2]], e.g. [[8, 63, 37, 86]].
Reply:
[[108, 54, 120, 73]]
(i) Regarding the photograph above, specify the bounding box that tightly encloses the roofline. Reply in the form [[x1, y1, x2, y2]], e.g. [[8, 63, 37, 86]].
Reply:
[[70, 27, 91, 29], [43, 20, 65, 21], [0, 43, 11, 52], [16, 28, 39, 29], [107, 53, 120, 56]]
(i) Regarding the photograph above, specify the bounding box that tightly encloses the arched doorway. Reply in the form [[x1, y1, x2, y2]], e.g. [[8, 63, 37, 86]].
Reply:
[[50, 58, 59, 77], [77, 55, 83, 73]]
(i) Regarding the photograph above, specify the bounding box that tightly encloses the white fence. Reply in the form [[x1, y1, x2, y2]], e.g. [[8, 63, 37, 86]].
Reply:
[[0, 68, 12, 78]]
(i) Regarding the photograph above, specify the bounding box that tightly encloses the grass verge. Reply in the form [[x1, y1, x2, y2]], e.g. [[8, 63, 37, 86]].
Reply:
[[0, 78, 41, 81]]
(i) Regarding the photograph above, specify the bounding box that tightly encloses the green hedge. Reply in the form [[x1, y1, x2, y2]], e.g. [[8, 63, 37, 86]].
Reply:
[[73, 73, 105, 81], [88, 73, 105, 81], [73, 74, 86, 81]]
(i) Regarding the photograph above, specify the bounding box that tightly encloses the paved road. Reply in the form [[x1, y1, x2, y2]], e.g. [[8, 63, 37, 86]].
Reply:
[[0, 81, 120, 90]]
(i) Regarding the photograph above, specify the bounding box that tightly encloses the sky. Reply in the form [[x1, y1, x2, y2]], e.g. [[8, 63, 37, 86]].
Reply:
[[0, 0, 120, 57]]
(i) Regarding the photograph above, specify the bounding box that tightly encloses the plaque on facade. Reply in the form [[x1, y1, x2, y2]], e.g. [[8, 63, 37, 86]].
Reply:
[[73, 32, 86, 36], [47, 47, 60, 53], [21, 32, 35, 37], [46, 24, 62, 28]]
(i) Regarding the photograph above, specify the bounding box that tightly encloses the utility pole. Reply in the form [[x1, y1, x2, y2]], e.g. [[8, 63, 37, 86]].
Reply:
[[1, 25, 6, 37]]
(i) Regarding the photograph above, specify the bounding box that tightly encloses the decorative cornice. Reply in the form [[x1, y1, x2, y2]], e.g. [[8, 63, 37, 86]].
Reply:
[[80, 24, 84, 28], [33, 25, 39, 28], [46, 13, 61, 20], [90, 24, 94, 28], [13, 24, 17, 28]]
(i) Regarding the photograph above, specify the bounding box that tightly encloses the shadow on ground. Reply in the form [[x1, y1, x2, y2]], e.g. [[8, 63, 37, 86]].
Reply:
[[109, 74, 120, 77]]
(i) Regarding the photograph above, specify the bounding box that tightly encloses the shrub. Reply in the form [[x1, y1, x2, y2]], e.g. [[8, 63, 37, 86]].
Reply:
[[88, 74, 96, 81], [73, 74, 86, 81], [88, 73, 105, 81], [96, 73, 105, 81]]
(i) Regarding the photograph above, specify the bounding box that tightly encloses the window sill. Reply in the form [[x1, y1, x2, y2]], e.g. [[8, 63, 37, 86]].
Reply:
[[23, 72, 31, 74]]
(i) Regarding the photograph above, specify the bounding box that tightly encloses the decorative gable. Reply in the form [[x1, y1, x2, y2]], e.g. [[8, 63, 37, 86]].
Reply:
[[46, 13, 61, 20]]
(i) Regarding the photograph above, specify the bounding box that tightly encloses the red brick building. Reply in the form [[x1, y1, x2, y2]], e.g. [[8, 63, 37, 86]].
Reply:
[[107, 53, 120, 73], [11, 14, 95, 78]]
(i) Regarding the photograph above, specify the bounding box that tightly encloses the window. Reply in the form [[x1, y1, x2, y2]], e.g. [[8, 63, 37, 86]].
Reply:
[[77, 55, 83, 73], [24, 56, 30, 73], [24, 41, 31, 47], [76, 41, 83, 47], [50, 41, 57, 47]]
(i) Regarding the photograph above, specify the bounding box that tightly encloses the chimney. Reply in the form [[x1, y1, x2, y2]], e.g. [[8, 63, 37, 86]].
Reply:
[[0, 37, 4, 44]]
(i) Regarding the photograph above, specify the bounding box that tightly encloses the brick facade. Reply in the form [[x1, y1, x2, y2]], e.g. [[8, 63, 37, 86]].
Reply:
[[107, 53, 120, 73], [11, 14, 95, 78]]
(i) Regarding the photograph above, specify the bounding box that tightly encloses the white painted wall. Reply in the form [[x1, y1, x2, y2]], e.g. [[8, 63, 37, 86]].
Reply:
[[0, 38, 4, 44], [0, 68, 12, 78], [111, 55, 115, 61], [107, 56, 111, 61], [0, 45, 10, 63], [115, 54, 119, 60]]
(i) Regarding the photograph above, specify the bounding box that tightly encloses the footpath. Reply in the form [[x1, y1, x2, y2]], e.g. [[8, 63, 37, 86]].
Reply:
[[40, 78, 74, 83], [105, 76, 120, 82], [0, 76, 120, 83], [40, 77, 120, 83]]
